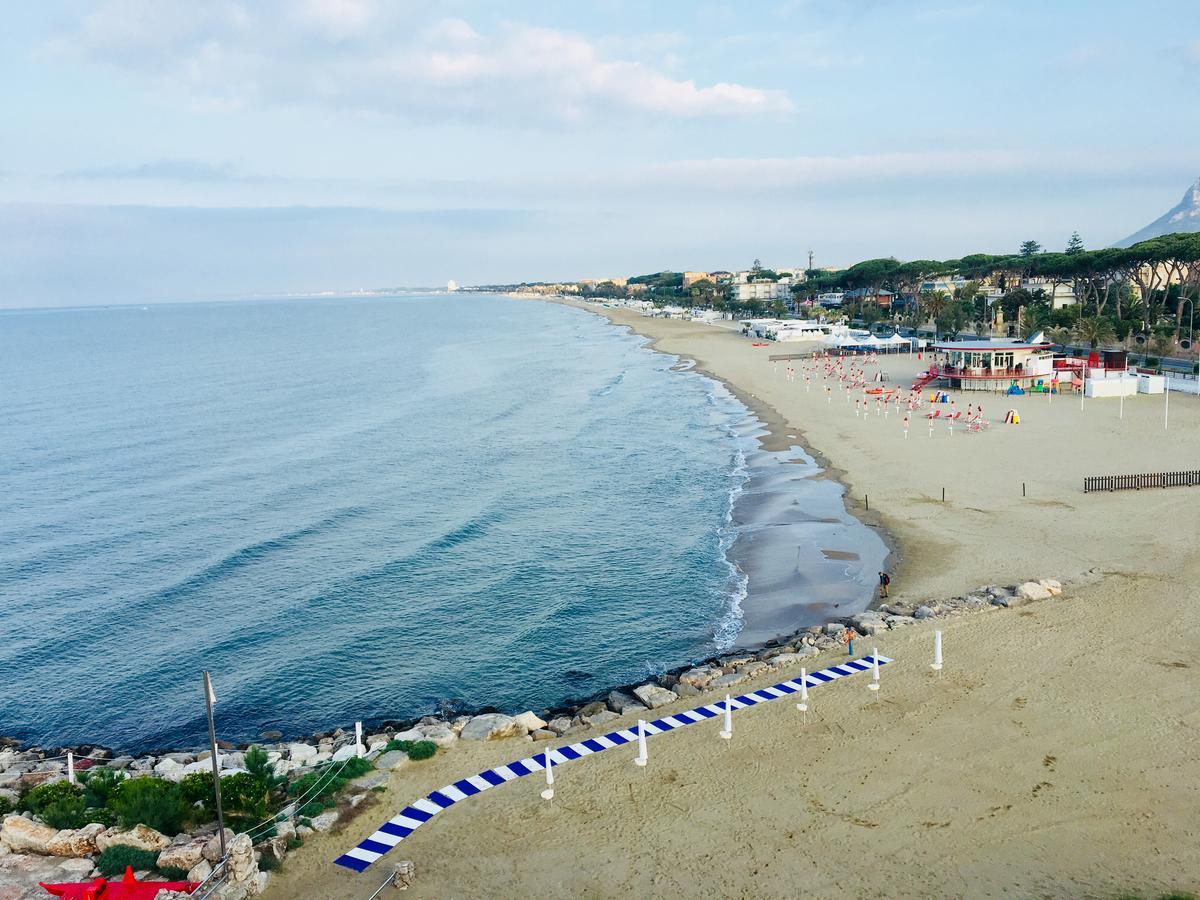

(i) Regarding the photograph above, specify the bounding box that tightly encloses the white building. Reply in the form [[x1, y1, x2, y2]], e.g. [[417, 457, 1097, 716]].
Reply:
[[732, 281, 791, 303]]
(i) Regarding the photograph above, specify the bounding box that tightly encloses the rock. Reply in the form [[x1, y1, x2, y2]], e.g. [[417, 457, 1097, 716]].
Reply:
[[287, 743, 318, 764], [253, 870, 271, 895], [677, 666, 720, 690], [459, 714, 521, 742], [159, 752, 194, 765], [512, 712, 547, 733], [735, 661, 771, 678], [632, 684, 678, 709], [373, 751, 408, 771], [913, 605, 935, 619], [1017, 581, 1052, 603], [188, 859, 213, 883], [391, 728, 424, 743], [1039, 578, 1063, 596], [1, 815, 57, 853], [884, 615, 918, 627], [449, 716, 470, 735], [45, 823, 105, 857], [152, 758, 186, 781], [824, 622, 847, 635], [156, 837, 207, 871], [329, 744, 359, 763], [273, 821, 296, 843], [674, 683, 700, 698], [582, 710, 618, 727], [416, 725, 457, 749], [545, 717, 572, 736], [718, 654, 754, 668], [295, 825, 312, 839], [393, 859, 416, 890], [576, 701, 607, 719], [107, 756, 134, 770], [770, 650, 816, 667], [989, 595, 1010, 608], [226, 833, 257, 885], [202, 829, 234, 862], [96, 824, 169, 853], [182, 761, 213, 776], [712, 672, 748, 689], [309, 811, 339, 833], [530, 729, 556, 741], [606, 690, 643, 714]]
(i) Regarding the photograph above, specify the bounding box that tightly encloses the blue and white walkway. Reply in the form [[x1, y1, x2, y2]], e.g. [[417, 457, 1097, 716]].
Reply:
[[335, 653, 892, 873]]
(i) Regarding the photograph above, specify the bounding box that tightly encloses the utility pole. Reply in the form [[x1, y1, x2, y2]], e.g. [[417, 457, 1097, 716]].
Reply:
[[203, 671, 227, 860], [808, 249, 814, 272]]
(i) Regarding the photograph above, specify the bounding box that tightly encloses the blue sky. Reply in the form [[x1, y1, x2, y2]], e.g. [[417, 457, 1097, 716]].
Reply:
[[1, 0, 1197, 306]]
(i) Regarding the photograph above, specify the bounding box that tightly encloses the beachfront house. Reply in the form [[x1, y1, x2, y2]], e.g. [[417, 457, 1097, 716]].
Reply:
[[927, 338, 1055, 392]]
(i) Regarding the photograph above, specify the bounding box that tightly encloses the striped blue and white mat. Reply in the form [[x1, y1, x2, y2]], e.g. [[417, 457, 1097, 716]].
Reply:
[[334, 653, 892, 872]]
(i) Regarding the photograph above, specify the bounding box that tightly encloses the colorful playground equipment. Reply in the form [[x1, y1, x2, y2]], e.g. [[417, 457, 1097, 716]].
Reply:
[[1004, 409, 1020, 424], [40, 867, 197, 899], [930, 390, 949, 403]]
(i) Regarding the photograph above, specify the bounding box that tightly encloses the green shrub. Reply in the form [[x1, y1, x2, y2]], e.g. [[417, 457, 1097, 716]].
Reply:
[[41, 796, 87, 829], [157, 866, 188, 881], [179, 771, 216, 810], [258, 853, 282, 872], [80, 767, 125, 809], [341, 756, 373, 777], [383, 739, 437, 761], [109, 777, 191, 835], [84, 807, 117, 827], [0, 796, 12, 817], [96, 845, 159, 877], [22, 780, 82, 816], [285, 837, 303, 851]]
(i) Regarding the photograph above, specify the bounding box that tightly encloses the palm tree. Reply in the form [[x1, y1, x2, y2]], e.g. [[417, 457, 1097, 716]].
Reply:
[[921, 290, 949, 336], [1073, 316, 1115, 350]]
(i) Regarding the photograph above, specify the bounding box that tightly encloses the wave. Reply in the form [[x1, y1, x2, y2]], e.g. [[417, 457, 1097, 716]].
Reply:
[[589, 370, 625, 398]]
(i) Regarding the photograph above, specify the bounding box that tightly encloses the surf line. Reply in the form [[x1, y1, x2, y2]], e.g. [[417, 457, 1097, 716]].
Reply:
[[335, 654, 893, 872]]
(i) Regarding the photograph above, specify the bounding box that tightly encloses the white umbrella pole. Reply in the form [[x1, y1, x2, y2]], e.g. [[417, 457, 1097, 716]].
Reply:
[[869, 648, 881, 691], [932, 630, 943, 671], [635, 720, 648, 767], [795, 668, 809, 712], [719, 695, 733, 740]]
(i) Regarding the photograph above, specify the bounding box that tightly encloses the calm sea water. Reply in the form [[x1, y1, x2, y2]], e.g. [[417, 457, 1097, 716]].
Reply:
[[0, 294, 757, 750]]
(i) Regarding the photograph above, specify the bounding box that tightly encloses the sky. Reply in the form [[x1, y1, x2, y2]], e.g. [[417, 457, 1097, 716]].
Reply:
[[1, 0, 1198, 307]]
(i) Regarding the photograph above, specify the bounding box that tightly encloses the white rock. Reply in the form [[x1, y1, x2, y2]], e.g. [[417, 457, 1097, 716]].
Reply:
[[46, 823, 105, 858], [1017, 581, 1052, 602], [157, 836, 208, 871], [373, 751, 408, 771], [329, 744, 360, 763], [188, 859, 214, 882], [459, 714, 521, 742], [512, 711, 547, 733], [1038, 578, 1063, 596], [391, 728, 424, 743], [309, 811, 339, 832], [632, 684, 678, 709], [96, 824, 169, 853], [1, 815, 57, 853], [287, 743, 318, 764], [416, 725, 457, 749], [153, 757, 186, 781]]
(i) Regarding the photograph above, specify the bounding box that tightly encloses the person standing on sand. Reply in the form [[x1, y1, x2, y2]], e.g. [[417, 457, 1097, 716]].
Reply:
[[843, 627, 855, 657], [879, 571, 891, 598]]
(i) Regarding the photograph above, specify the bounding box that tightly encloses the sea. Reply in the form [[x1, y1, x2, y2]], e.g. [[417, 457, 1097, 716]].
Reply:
[[0, 293, 885, 751]]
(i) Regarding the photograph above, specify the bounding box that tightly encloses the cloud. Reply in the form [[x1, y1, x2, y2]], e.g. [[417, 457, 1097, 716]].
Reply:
[[46, 3, 790, 122]]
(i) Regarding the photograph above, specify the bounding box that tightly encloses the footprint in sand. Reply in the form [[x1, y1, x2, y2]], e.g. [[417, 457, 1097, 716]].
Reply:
[[1032, 781, 1053, 797], [1043, 755, 1056, 770], [1011, 697, 1027, 710]]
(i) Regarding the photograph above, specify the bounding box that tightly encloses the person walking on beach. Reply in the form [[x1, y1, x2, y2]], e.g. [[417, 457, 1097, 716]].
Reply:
[[879, 571, 891, 599], [843, 627, 855, 657]]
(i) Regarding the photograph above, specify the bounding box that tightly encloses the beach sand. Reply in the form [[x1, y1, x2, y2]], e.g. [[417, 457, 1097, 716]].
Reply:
[[265, 305, 1200, 898]]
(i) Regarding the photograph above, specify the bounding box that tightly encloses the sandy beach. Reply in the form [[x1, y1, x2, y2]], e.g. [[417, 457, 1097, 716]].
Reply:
[[266, 304, 1200, 899]]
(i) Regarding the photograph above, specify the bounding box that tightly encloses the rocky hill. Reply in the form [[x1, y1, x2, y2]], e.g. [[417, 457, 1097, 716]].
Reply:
[[1116, 176, 1200, 247]]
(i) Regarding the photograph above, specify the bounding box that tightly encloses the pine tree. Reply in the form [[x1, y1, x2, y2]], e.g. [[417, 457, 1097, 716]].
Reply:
[[1019, 240, 1043, 257], [1065, 231, 1084, 254]]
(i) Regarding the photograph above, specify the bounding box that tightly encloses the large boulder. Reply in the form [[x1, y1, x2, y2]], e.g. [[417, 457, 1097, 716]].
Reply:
[[45, 823, 105, 858], [157, 837, 208, 871], [677, 667, 720, 690], [96, 824, 169, 853], [373, 751, 408, 771], [1, 816, 57, 854], [202, 829, 234, 862], [1016, 581, 1052, 603], [309, 811, 339, 833], [287, 743, 318, 764], [632, 684, 678, 709], [329, 744, 360, 763], [712, 672, 748, 689], [152, 757, 186, 781], [512, 712, 547, 733], [459, 714, 521, 742], [188, 859, 213, 883], [225, 833, 257, 886], [606, 690, 644, 714], [1038, 578, 1063, 596], [416, 725, 457, 749]]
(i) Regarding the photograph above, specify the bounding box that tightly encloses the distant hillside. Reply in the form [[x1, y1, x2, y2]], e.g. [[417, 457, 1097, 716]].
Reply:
[[1116, 176, 1200, 247]]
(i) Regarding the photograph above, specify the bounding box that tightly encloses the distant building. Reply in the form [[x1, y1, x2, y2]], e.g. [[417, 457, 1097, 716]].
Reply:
[[682, 272, 710, 287], [844, 287, 896, 308], [732, 282, 791, 303], [1018, 278, 1077, 309]]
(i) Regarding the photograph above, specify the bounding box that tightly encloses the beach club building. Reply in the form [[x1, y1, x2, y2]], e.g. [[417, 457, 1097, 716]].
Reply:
[[926, 338, 1055, 392]]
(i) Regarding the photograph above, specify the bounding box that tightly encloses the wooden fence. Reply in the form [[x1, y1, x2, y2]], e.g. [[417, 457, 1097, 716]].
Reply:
[[1083, 470, 1200, 493]]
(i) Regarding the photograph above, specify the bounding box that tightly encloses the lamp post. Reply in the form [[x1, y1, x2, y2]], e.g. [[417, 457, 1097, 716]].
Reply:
[[203, 672, 227, 860]]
